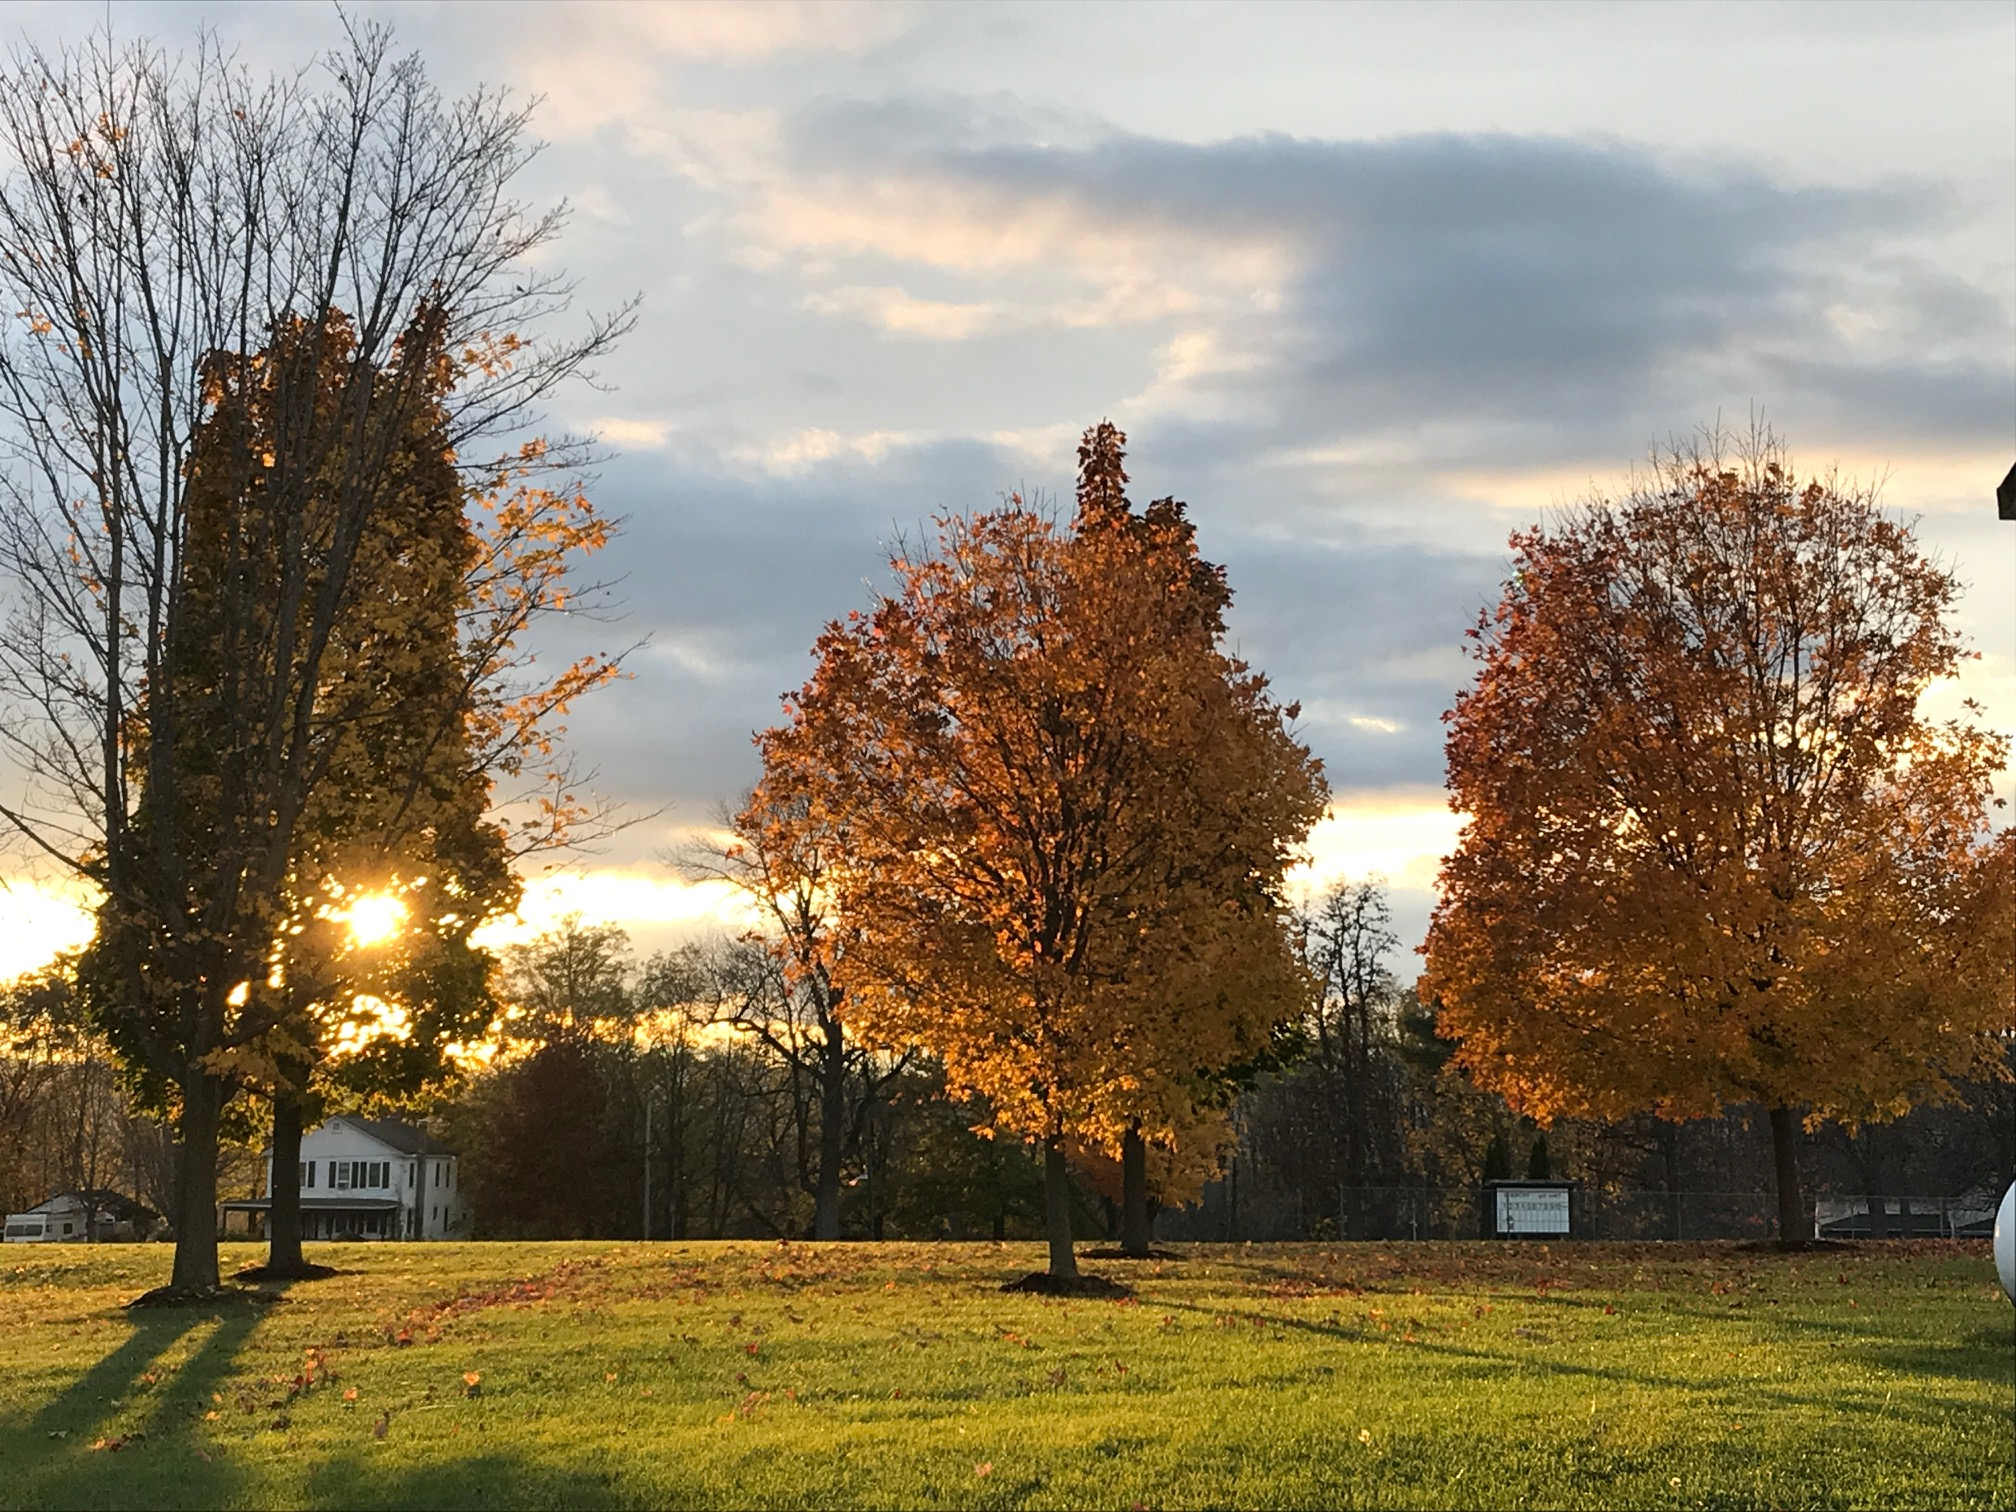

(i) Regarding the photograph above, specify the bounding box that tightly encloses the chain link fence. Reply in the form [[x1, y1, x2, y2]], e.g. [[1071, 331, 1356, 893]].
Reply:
[[1154, 1184, 1996, 1243]]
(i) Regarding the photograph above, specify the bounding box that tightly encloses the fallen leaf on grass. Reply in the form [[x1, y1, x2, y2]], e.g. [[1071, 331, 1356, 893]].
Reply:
[[89, 1433, 140, 1452], [372, 1414, 389, 1440], [975, 1462, 993, 1478], [343, 1388, 359, 1402]]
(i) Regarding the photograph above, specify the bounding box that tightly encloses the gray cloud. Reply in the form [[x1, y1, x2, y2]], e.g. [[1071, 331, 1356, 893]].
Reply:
[[776, 104, 2010, 461]]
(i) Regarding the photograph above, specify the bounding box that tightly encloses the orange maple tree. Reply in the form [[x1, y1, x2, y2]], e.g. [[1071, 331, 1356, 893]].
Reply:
[[751, 424, 1326, 1278], [1421, 426, 2015, 1239]]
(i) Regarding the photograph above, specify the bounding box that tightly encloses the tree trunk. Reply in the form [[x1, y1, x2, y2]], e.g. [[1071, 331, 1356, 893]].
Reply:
[[168, 1070, 227, 1293], [1121, 1125, 1152, 1256], [1768, 1105, 1806, 1243], [1660, 1120, 1682, 1240], [1043, 1137, 1078, 1278], [265, 1089, 307, 1274], [813, 1030, 845, 1241], [670, 1051, 689, 1240]]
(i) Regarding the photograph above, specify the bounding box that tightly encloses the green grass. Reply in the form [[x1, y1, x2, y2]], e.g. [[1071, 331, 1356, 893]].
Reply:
[[1, 1239, 2008, 1510]]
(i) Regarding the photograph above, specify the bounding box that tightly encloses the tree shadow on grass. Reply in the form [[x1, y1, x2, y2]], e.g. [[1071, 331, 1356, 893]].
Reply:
[[4, 1306, 262, 1511], [1855, 1319, 2016, 1389], [1148, 1294, 1999, 1435]]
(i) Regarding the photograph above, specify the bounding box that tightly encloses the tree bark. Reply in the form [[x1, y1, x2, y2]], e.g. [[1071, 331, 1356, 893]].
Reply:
[[1660, 1120, 1682, 1240], [265, 1089, 307, 1274], [1120, 1125, 1152, 1256], [813, 1028, 846, 1240], [1768, 1105, 1806, 1243], [168, 1070, 226, 1292], [1043, 1137, 1078, 1278]]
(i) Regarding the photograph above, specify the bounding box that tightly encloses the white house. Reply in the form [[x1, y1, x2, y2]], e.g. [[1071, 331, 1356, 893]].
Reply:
[[3, 1191, 152, 1244], [220, 1115, 465, 1241]]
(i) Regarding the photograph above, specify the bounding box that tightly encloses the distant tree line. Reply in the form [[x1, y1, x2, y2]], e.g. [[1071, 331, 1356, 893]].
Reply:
[[5, 894, 2005, 1246], [424, 900, 2012, 1247]]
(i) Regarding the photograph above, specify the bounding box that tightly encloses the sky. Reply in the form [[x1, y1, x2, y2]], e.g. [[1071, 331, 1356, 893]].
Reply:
[[0, 0, 2011, 979]]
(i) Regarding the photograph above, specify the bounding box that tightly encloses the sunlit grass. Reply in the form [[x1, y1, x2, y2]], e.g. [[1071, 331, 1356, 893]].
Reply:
[[1, 1240, 2008, 1510]]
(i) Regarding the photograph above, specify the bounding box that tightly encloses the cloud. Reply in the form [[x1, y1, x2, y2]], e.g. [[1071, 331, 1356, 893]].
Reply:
[[594, 417, 676, 451], [492, 4, 913, 138], [471, 866, 760, 952], [699, 104, 2010, 470], [1294, 789, 1465, 897]]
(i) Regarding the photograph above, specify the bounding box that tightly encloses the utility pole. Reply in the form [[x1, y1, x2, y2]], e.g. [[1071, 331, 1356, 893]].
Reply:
[[642, 1088, 656, 1241]]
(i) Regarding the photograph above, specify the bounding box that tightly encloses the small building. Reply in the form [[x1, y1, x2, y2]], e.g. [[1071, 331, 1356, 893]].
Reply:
[[220, 1115, 465, 1241], [3, 1190, 156, 1244], [1812, 1194, 1997, 1240]]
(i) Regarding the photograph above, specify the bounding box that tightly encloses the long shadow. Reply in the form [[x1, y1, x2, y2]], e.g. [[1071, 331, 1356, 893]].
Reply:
[[1147, 1294, 1997, 1432], [1855, 1319, 2016, 1389], [21, 1312, 203, 1442], [4, 1306, 265, 1511]]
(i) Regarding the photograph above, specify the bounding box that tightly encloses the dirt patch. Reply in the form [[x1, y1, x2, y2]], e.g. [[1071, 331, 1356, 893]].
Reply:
[[407, 1258, 607, 1330], [233, 1262, 342, 1282]]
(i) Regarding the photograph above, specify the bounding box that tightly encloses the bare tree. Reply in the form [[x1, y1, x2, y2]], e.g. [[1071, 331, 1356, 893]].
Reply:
[[1297, 878, 1406, 1236], [0, 24, 631, 1297], [685, 798, 910, 1240]]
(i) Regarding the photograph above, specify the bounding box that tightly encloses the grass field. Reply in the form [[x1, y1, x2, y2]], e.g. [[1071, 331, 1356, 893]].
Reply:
[[1, 1238, 2009, 1510]]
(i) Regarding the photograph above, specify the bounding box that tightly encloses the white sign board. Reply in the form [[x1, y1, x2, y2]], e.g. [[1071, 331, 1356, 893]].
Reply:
[[1496, 1187, 1570, 1236]]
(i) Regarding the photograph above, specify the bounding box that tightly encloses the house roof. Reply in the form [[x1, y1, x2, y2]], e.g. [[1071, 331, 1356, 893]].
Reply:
[[325, 1116, 457, 1158], [23, 1190, 156, 1221]]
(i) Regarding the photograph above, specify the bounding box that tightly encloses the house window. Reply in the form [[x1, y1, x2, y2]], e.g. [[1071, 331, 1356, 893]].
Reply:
[[300, 1161, 316, 1189]]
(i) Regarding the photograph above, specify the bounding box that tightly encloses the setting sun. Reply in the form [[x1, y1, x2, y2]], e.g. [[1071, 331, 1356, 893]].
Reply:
[[342, 893, 408, 948]]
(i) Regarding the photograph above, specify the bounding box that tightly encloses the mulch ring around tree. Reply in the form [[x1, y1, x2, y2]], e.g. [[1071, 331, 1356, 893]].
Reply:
[[126, 1283, 286, 1309], [1079, 1247, 1183, 1261], [232, 1262, 343, 1282], [1000, 1271, 1133, 1298], [1730, 1239, 1855, 1256]]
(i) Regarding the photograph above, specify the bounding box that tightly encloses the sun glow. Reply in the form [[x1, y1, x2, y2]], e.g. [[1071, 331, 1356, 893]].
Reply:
[[342, 893, 408, 948]]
